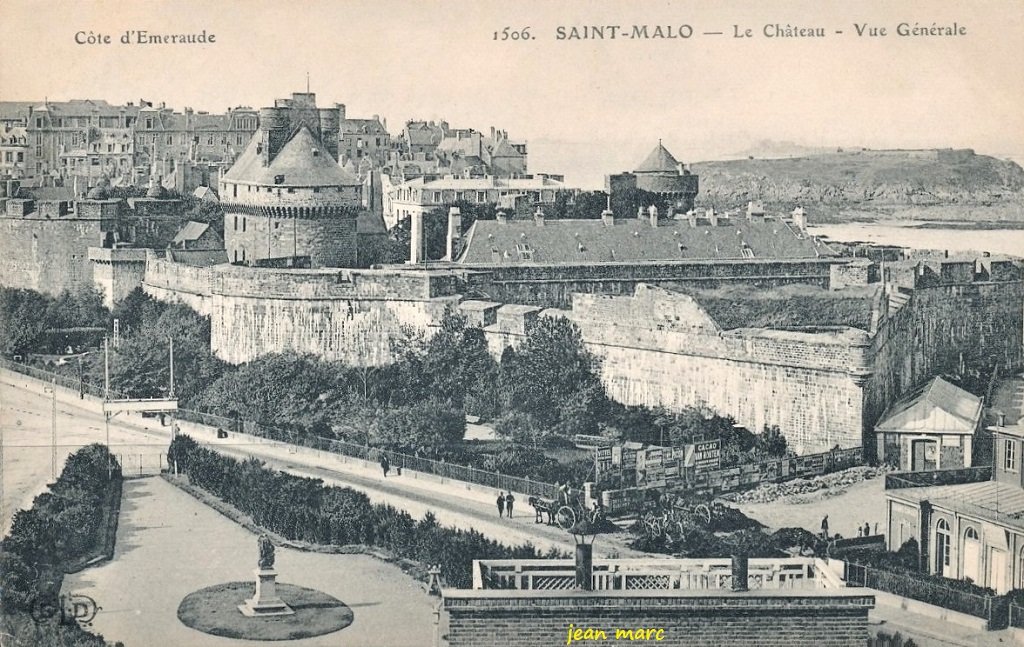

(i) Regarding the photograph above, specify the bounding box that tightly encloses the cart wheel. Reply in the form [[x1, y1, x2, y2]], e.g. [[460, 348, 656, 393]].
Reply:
[[693, 504, 712, 526], [555, 506, 577, 531]]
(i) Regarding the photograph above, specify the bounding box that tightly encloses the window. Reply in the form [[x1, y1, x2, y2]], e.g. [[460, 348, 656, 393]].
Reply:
[[242, 217, 246, 233], [145, 118, 153, 129], [965, 527, 979, 540], [1006, 439, 1018, 472], [233, 215, 238, 231], [3, 152, 9, 162], [237, 135, 243, 145], [167, 135, 173, 145], [935, 519, 951, 571], [208, 137, 214, 145]]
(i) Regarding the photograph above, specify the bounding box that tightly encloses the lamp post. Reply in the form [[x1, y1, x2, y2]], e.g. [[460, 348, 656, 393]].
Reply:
[[104, 336, 111, 479]]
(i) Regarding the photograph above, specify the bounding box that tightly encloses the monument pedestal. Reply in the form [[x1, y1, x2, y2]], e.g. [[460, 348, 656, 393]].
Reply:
[[238, 569, 294, 617]]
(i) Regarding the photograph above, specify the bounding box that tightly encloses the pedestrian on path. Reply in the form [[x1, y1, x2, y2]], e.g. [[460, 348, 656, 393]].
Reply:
[[505, 493, 515, 518], [863, 521, 871, 537], [497, 492, 506, 517], [381, 454, 390, 478], [820, 515, 829, 540]]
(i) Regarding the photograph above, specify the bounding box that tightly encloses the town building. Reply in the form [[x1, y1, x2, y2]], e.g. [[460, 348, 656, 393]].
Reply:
[[607, 141, 699, 214], [886, 420, 1024, 593], [382, 173, 568, 229], [339, 110, 390, 169], [218, 92, 362, 268], [443, 556, 874, 647], [0, 125, 28, 178], [874, 376, 982, 470]]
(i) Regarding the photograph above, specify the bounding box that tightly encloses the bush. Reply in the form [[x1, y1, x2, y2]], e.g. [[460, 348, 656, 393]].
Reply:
[[169, 435, 546, 588], [0, 445, 121, 647]]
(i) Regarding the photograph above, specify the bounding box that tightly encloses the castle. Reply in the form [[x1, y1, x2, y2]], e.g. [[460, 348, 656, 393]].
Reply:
[[3, 92, 1021, 458]]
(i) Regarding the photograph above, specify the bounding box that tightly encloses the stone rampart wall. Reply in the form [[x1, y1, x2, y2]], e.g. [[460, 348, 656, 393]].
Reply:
[[0, 217, 113, 295]]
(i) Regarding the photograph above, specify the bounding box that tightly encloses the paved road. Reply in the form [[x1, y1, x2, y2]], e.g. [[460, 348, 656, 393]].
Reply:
[[1, 370, 638, 556]]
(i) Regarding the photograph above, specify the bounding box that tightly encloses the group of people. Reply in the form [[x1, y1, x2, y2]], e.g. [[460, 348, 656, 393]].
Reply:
[[496, 491, 515, 518], [821, 515, 877, 540]]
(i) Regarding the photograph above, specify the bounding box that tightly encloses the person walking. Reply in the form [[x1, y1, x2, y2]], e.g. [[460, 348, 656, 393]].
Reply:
[[505, 492, 515, 518], [863, 521, 871, 537], [820, 515, 829, 540], [380, 454, 390, 478], [496, 492, 506, 517]]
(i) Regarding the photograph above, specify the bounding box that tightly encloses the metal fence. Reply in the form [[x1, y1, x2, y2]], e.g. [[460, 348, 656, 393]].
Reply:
[[885, 466, 992, 490], [1010, 603, 1024, 629], [174, 407, 561, 498], [846, 562, 1009, 629]]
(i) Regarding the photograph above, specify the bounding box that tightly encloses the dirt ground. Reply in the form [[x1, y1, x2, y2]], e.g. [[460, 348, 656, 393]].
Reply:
[[734, 476, 887, 539]]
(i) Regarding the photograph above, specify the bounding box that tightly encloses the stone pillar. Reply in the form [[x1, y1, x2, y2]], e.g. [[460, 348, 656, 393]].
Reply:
[[446, 207, 462, 260], [238, 568, 294, 616], [731, 554, 749, 592], [409, 212, 425, 264], [575, 543, 593, 591]]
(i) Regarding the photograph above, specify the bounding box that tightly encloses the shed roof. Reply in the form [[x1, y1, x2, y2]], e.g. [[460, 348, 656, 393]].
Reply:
[[875, 377, 983, 435]]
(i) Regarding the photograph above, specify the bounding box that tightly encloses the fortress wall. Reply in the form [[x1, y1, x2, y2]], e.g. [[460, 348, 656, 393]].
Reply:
[[484, 301, 870, 454], [0, 217, 114, 295], [864, 278, 1024, 453], [210, 291, 461, 365], [142, 257, 213, 315]]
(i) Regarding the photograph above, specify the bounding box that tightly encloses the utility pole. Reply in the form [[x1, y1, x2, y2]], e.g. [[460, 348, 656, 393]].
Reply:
[[51, 376, 57, 480], [168, 335, 175, 398], [104, 336, 111, 479]]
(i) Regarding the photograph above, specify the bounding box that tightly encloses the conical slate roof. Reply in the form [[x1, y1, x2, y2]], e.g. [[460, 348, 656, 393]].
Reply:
[[223, 127, 359, 186], [635, 142, 680, 173]]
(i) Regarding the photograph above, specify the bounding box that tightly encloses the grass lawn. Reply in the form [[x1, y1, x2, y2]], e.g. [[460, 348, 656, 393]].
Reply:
[[177, 581, 353, 641]]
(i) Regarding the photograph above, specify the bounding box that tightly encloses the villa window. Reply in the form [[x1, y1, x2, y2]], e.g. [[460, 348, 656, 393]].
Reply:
[[935, 519, 951, 572], [1006, 439, 1018, 472]]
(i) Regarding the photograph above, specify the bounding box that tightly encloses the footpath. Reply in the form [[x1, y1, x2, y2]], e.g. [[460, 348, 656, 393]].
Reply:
[[1, 369, 639, 557]]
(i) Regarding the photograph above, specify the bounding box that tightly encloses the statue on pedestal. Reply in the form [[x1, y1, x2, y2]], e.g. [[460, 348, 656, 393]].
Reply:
[[258, 533, 275, 570]]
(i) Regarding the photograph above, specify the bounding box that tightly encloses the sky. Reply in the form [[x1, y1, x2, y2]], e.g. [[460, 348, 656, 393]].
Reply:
[[1, 0, 1021, 186]]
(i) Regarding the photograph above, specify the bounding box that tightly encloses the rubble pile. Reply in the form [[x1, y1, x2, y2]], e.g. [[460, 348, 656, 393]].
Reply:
[[731, 466, 887, 505]]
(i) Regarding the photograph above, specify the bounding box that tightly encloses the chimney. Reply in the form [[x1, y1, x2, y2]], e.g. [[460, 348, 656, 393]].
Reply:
[[731, 554, 749, 592], [446, 206, 462, 260], [688, 212, 697, 227], [791, 206, 807, 233], [534, 206, 545, 226], [490, 126, 496, 140], [602, 205, 615, 227], [648, 204, 658, 227], [998, 412, 1007, 427], [709, 209, 719, 226], [747, 201, 765, 220], [496, 210, 508, 224]]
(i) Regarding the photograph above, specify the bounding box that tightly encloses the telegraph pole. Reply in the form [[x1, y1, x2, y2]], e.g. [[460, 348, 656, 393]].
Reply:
[[168, 335, 175, 398], [51, 376, 57, 480], [104, 336, 111, 479]]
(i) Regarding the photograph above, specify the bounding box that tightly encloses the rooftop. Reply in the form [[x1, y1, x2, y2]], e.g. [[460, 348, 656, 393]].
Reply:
[[635, 142, 681, 173], [222, 126, 358, 187], [889, 480, 1024, 532], [171, 221, 211, 244], [680, 284, 879, 331], [457, 215, 835, 265], [875, 376, 983, 435]]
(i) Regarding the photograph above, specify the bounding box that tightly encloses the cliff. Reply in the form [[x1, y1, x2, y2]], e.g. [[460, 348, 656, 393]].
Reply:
[[690, 149, 1024, 223]]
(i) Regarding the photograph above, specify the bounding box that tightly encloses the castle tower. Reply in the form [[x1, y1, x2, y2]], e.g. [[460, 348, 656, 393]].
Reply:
[[220, 93, 361, 268]]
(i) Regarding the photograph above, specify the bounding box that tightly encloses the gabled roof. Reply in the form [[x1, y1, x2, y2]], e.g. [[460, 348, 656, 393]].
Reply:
[[0, 101, 37, 122], [192, 186, 218, 201], [487, 138, 523, 158], [222, 126, 358, 186], [171, 221, 211, 244], [457, 215, 833, 265], [875, 377, 983, 435], [635, 142, 680, 173]]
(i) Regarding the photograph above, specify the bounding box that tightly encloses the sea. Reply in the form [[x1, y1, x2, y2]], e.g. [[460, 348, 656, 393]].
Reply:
[[808, 221, 1024, 258]]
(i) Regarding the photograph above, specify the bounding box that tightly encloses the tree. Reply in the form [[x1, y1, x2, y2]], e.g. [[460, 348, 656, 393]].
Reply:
[[0, 288, 50, 354], [611, 187, 671, 220], [370, 399, 466, 453], [756, 424, 789, 458], [504, 316, 607, 435]]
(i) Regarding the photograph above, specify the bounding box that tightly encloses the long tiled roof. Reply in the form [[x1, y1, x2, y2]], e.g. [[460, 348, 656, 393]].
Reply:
[[222, 126, 358, 186], [457, 215, 835, 264], [875, 377, 982, 434], [0, 102, 37, 122], [171, 221, 210, 244], [889, 480, 1024, 531]]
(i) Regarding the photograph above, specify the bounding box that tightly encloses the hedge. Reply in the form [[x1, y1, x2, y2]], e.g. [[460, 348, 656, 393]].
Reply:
[[167, 435, 554, 588]]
